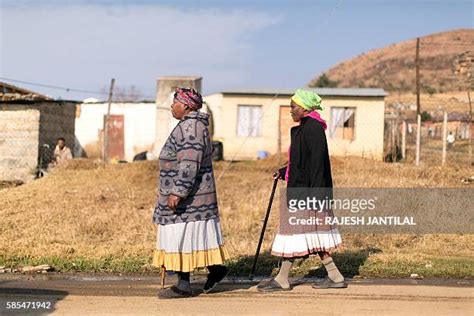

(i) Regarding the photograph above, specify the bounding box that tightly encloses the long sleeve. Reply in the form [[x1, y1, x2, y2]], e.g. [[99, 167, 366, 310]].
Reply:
[[53, 146, 60, 159], [170, 119, 206, 199], [304, 124, 328, 188]]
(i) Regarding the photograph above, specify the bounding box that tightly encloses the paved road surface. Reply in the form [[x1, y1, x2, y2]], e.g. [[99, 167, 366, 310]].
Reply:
[[0, 275, 472, 315]]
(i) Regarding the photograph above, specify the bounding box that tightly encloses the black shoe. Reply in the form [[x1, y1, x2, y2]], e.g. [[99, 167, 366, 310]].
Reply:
[[203, 265, 229, 294], [256, 278, 292, 292], [312, 278, 347, 289], [158, 286, 192, 299], [313, 277, 329, 284]]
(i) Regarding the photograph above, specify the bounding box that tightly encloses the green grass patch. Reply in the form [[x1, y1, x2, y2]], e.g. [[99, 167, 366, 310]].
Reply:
[[1, 252, 472, 279], [360, 256, 474, 278], [0, 255, 159, 274]]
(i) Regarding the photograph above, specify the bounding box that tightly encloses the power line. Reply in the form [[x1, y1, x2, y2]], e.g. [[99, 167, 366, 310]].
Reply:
[[217, 0, 344, 180], [0, 76, 156, 99], [324, 0, 343, 27], [0, 77, 108, 96]]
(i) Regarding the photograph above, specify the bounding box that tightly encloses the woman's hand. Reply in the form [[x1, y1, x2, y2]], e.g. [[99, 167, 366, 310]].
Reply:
[[274, 166, 287, 180], [167, 194, 181, 210]]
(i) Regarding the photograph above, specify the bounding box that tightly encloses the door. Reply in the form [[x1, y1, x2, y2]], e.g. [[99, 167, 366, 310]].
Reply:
[[104, 115, 125, 161]]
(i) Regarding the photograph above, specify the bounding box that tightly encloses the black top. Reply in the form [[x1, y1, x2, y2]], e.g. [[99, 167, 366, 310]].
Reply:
[[287, 116, 333, 195]]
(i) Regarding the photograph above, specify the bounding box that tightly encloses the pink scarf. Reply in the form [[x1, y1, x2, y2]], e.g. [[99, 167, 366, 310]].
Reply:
[[285, 111, 327, 181]]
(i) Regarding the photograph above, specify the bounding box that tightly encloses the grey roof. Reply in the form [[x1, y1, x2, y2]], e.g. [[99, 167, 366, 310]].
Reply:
[[0, 99, 79, 104], [213, 87, 387, 97], [0, 81, 52, 101]]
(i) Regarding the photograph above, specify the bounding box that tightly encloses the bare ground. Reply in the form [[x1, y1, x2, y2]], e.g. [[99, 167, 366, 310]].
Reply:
[[0, 275, 472, 315]]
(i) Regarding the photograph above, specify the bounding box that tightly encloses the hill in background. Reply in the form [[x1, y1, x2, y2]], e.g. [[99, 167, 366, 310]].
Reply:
[[309, 29, 474, 93]]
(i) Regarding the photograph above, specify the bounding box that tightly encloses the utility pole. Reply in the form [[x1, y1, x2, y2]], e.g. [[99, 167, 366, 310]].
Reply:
[[277, 107, 282, 165], [103, 78, 115, 162], [415, 38, 421, 165], [455, 51, 473, 166], [468, 90, 472, 165], [442, 111, 447, 165]]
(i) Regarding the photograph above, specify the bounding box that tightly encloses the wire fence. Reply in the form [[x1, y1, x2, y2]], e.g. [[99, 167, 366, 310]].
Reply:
[[384, 111, 472, 167]]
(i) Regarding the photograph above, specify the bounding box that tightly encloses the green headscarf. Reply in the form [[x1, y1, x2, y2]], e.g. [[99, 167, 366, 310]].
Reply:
[[291, 89, 323, 111]]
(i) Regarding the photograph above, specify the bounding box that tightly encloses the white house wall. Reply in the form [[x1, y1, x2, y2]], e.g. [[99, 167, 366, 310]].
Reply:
[[75, 102, 156, 161], [204, 93, 385, 160]]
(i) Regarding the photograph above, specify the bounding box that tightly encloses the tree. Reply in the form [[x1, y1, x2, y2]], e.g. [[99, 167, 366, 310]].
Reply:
[[310, 73, 339, 88], [423, 85, 436, 96], [421, 111, 432, 122], [100, 85, 144, 102]]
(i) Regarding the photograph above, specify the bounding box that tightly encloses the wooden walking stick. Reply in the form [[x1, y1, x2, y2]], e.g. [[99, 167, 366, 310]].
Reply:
[[160, 265, 166, 289], [249, 176, 279, 280]]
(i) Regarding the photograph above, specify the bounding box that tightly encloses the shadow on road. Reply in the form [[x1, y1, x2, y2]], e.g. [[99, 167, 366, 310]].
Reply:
[[303, 247, 382, 279], [225, 247, 382, 280]]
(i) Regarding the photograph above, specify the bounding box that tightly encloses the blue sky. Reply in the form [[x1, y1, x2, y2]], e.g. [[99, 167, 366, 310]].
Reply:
[[0, 0, 472, 100]]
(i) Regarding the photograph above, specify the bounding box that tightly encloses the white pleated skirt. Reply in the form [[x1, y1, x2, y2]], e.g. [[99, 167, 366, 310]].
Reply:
[[271, 228, 342, 258]]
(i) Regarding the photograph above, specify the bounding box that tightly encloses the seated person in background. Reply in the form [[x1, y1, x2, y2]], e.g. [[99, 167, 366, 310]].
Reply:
[[52, 137, 73, 166], [446, 132, 455, 150]]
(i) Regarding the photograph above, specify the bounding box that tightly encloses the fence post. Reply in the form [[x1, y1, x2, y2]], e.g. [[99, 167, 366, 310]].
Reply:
[[277, 106, 282, 165], [442, 111, 447, 165], [415, 114, 421, 166], [468, 90, 472, 165], [391, 119, 397, 159], [402, 120, 406, 160], [103, 78, 115, 162]]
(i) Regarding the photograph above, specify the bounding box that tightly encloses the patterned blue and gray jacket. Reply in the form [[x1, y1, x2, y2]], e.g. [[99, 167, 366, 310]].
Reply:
[[153, 111, 219, 225]]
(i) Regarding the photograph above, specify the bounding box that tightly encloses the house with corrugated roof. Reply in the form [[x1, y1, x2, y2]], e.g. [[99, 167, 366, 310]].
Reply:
[[204, 88, 387, 160]]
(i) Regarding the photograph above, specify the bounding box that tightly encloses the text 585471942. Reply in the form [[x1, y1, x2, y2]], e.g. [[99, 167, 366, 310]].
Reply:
[[5, 301, 52, 310]]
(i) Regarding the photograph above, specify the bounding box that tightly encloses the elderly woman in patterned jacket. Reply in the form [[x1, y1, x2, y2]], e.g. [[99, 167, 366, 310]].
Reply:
[[152, 88, 229, 299]]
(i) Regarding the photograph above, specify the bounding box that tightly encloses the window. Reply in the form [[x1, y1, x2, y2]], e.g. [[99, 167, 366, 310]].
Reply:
[[237, 105, 262, 137], [329, 107, 356, 140]]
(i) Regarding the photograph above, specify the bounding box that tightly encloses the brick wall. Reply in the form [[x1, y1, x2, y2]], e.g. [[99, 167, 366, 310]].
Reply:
[[38, 101, 76, 167], [0, 104, 40, 182]]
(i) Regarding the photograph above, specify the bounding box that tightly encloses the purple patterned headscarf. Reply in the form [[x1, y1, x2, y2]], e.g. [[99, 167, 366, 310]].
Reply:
[[174, 87, 203, 110]]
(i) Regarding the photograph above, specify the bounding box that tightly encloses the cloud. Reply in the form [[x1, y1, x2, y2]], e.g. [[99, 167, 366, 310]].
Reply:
[[0, 2, 281, 98]]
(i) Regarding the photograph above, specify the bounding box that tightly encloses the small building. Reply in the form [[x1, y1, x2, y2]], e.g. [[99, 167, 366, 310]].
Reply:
[[204, 88, 387, 160], [0, 100, 76, 182], [153, 76, 203, 155], [76, 76, 213, 161], [75, 99, 156, 161], [0, 82, 76, 182]]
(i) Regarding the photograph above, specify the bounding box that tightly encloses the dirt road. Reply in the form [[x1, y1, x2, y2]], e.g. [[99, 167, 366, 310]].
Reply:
[[0, 275, 472, 315]]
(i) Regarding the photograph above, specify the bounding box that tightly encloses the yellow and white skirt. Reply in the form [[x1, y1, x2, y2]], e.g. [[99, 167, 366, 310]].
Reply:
[[152, 218, 229, 272]]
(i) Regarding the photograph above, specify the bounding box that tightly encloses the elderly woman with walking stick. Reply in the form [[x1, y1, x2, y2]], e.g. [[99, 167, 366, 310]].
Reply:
[[257, 89, 347, 292], [152, 88, 229, 299]]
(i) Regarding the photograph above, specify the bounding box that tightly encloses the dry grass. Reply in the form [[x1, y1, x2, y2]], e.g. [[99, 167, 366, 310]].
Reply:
[[386, 92, 472, 113], [0, 157, 473, 277], [314, 29, 474, 94]]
